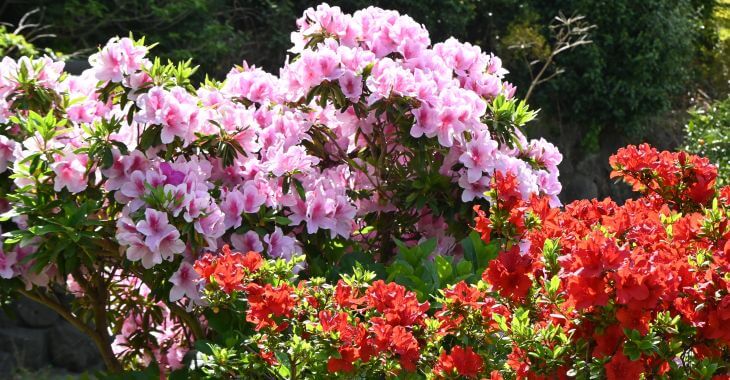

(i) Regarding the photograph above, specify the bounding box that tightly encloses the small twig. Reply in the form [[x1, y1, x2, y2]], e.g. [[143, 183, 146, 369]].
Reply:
[[519, 11, 596, 102]]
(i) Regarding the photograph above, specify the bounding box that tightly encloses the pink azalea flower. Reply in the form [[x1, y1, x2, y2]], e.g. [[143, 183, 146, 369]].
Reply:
[[459, 135, 499, 183], [264, 227, 300, 260], [330, 197, 357, 238], [135, 209, 182, 257], [89, 37, 147, 82], [158, 229, 185, 262], [125, 234, 161, 269], [241, 182, 266, 214], [231, 231, 264, 253], [0, 248, 17, 279], [220, 188, 246, 229], [169, 262, 200, 302], [304, 189, 336, 234], [339, 71, 363, 101], [0, 135, 16, 173], [51, 151, 88, 194], [194, 205, 226, 248]]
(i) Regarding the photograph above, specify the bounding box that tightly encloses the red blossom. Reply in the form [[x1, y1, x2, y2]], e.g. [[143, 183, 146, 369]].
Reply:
[[483, 247, 534, 302], [473, 205, 492, 243], [433, 346, 484, 378], [493, 170, 523, 210], [365, 280, 429, 326], [604, 351, 644, 380], [193, 245, 263, 293], [244, 282, 296, 331]]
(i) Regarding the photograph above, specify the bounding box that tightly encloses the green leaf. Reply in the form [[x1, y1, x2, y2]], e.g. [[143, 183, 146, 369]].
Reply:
[[434, 256, 453, 283]]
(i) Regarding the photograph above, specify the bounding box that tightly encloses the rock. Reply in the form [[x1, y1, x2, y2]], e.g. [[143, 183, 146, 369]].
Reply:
[[16, 296, 59, 328], [48, 322, 102, 372], [576, 153, 605, 176], [0, 308, 18, 328], [0, 327, 49, 369], [560, 174, 598, 202], [0, 351, 16, 376]]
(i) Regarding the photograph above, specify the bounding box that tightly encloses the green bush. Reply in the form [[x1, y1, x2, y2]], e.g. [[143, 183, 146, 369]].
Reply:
[[519, 0, 706, 135], [685, 96, 730, 185]]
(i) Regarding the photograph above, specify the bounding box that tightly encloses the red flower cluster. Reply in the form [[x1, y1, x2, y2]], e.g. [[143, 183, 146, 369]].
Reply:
[[194, 245, 263, 293], [244, 282, 296, 331], [610, 143, 718, 208], [433, 346, 484, 378], [483, 246, 535, 302], [195, 145, 730, 379], [325, 280, 430, 373], [452, 145, 730, 378]]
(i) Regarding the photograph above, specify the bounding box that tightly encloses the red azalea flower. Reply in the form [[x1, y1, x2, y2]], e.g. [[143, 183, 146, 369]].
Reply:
[[240, 250, 263, 272], [493, 170, 522, 210], [390, 326, 420, 372], [334, 280, 364, 309], [483, 248, 533, 302], [244, 282, 296, 331], [444, 281, 483, 309], [327, 347, 358, 373], [473, 205, 492, 243], [259, 350, 278, 366], [193, 245, 263, 293], [193, 252, 216, 279], [213, 252, 248, 293], [434, 346, 484, 378], [365, 280, 429, 326], [604, 351, 644, 380]]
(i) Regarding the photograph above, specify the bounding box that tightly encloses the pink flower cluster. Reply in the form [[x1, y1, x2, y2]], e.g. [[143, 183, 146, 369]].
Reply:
[[88, 37, 148, 83], [0, 6, 564, 357]]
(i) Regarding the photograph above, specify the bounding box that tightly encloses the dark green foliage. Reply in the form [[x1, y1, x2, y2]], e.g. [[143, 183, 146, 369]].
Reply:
[[531, 0, 701, 135], [2, 0, 297, 78]]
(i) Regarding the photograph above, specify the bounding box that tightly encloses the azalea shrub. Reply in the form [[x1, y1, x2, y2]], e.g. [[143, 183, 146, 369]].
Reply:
[[0, 3, 562, 376], [2, 3, 727, 379]]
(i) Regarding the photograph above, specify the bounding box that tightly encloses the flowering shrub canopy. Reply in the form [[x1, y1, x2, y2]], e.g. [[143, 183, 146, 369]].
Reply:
[[3, 3, 727, 380], [0, 3, 561, 374]]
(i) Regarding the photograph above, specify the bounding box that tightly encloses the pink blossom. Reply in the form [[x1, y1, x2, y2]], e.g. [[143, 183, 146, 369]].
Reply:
[[169, 262, 200, 302], [0, 135, 16, 173], [264, 145, 320, 177], [220, 188, 246, 229], [459, 135, 499, 183], [241, 182, 266, 214], [51, 151, 88, 194], [339, 71, 363, 101], [458, 173, 490, 202], [264, 227, 300, 260], [89, 37, 148, 82], [330, 197, 357, 238], [304, 189, 336, 234], [135, 209, 183, 259], [231, 231, 264, 253], [194, 205, 226, 248], [0, 248, 17, 279], [222, 64, 279, 103], [125, 235, 161, 269], [102, 150, 149, 191]]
